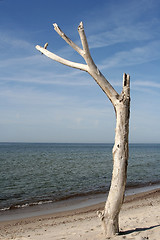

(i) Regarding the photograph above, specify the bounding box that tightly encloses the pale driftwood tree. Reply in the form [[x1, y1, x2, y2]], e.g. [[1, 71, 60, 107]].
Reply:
[[36, 22, 130, 238]]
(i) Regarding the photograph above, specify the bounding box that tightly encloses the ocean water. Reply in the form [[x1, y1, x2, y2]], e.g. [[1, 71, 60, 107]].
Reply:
[[0, 143, 160, 211]]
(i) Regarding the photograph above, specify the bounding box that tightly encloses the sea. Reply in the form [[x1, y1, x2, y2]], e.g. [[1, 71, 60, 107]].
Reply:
[[0, 143, 160, 214]]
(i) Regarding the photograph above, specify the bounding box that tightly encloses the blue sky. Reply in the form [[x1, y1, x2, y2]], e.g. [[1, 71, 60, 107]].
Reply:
[[0, 0, 160, 143]]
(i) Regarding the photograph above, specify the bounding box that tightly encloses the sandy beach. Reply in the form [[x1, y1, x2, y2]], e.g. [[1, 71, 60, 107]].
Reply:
[[0, 188, 160, 240]]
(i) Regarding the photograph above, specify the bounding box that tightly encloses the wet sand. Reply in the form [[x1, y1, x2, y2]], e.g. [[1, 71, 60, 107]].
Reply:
[[0, 188, 160, 240]]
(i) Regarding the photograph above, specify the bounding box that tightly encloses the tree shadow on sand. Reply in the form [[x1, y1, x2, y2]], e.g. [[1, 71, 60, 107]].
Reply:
[[119, 224, 160, 235]]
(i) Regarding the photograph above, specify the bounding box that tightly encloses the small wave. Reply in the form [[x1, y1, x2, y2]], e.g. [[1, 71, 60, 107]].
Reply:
[[1, 182, 160, 212], [0, 207, 10, 211], [0, 199, 54, 212]]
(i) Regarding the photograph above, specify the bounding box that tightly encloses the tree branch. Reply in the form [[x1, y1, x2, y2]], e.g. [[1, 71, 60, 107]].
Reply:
[[36, 45, 88, 71], [77, 22, 119, 104], [78, 22, 96, 68], [35, 22, 119, 105], [53, 23, 84, 57]]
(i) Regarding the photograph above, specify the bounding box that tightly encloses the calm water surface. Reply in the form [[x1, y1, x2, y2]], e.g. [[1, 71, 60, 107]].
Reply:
[[0, 143, 160, 211]]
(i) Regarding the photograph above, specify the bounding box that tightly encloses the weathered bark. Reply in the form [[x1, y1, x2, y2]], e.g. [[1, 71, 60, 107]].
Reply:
[[36, 22, 130, 238]]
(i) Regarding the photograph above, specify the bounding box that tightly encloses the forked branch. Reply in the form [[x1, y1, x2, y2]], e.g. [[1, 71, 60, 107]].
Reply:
[[36, 22, 119, 105], [53, 23, 84, 57]]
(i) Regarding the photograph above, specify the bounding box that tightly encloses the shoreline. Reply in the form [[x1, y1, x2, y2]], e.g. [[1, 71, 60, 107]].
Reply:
[[0, 183, 160, 222], [0, 188, 160, 240]]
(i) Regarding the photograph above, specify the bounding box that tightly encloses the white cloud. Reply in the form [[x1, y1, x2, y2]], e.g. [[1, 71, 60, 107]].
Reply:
[[0, 67, 93, 87], [132, 81, 160, 89], [0, 33, 32, 49], [0, 30, 34, 62], [88, 23, 156, 49], [0, 54, 41, 68], [0, 85, 66, 107], [100, 40, 160, 69]]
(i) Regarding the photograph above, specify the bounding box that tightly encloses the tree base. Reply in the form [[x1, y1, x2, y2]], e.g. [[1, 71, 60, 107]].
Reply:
[[98, 211, 119, 238]]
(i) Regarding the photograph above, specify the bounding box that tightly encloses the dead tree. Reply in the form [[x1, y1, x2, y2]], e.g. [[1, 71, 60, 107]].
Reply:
[[36, 22, 130, 238]]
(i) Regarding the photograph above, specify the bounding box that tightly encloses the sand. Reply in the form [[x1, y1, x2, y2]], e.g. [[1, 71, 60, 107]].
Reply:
[[0, 189, 160, 240]]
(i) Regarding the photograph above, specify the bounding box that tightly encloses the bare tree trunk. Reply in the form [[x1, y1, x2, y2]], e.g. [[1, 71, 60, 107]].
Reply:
[[36, 22, 130, 238], [98, 74, 130, 237]]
